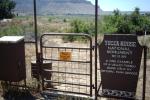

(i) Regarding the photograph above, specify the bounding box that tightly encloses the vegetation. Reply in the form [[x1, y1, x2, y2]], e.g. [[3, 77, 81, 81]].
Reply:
[[1, 7, 150, 40], [0, 18, 34, 37], [0, 0, 16, 20], [62, 18, 95, 42], [100, 7, 150, 35], [62, 7, 150, 42], [70, 19, 94, 34]]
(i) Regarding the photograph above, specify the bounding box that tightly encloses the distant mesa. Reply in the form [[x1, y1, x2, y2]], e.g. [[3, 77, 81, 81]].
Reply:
[[13, 0, 102, 15]]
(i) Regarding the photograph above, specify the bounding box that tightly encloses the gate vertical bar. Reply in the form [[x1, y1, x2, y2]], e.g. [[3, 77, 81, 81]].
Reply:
[[40, 36, 44, 90], [33, 0, 40, 90], [33, 0, 38, 61], [143, 46, 147, 100], [90, 37, 93, 96], [95, 0, 98, 100]]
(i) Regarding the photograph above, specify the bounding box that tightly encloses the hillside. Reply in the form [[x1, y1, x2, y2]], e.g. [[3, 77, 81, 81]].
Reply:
[[13, 0, 102, 15]]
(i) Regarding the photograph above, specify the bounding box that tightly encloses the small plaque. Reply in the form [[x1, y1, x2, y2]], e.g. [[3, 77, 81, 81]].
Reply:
[[59, 52, 71, 61]]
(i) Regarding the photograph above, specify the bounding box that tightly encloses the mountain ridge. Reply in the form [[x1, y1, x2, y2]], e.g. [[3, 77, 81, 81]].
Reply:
[[13, 0, 102, 15]]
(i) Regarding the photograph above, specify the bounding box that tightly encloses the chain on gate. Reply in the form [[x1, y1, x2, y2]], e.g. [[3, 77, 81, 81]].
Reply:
[[40, 33, 93, 96]]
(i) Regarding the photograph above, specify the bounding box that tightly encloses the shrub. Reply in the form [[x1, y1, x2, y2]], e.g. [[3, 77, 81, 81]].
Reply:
[[62, 19, 94, 42]]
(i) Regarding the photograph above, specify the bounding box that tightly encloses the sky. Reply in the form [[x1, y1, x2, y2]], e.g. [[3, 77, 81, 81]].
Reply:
[[87, 0, 150, 11]]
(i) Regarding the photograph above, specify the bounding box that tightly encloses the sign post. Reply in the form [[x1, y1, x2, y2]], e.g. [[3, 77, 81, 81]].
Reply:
[[143, 46, 147, 100], [95, 0, 98, 99], [99, 35, 143, 99]]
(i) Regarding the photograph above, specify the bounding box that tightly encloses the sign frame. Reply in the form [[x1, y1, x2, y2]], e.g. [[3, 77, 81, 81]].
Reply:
[[98, 34, 147, 99]]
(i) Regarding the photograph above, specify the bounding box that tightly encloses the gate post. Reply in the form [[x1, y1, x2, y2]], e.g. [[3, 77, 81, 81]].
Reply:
[[143, 46, 147, 100], [37, 53, 42, 91], [95, 0, 99, 99]]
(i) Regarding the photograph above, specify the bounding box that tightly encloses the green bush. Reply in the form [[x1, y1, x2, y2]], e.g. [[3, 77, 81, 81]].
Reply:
[[62, 19, 94, 42], [70, 19, 94, 34], [63, 18, 67, 22], [100, 7, 150, 34], [48, 17, 54, 22]]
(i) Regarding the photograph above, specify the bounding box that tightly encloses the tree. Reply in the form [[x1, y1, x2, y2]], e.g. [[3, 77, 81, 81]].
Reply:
[[113, 9, 121, 16], [134, 7, 140, 15], [131, 7, 141, 26], [0, 0, 16, 20], [100, 7, 150, 35]]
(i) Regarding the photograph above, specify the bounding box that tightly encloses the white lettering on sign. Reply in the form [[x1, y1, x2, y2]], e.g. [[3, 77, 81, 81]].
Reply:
[[102, 40, 139, 76], [105, 40, 136, 47]]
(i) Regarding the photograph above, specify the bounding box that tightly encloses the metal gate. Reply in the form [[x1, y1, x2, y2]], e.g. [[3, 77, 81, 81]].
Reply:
[[40, 33, 93, 96]]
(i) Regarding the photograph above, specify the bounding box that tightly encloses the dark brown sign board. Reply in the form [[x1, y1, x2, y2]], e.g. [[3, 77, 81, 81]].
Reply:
[[99, 35, 143, 99]]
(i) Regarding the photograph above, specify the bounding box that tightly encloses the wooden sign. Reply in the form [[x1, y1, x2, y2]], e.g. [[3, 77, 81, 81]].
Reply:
[[59, 52, 71, 61], [99, 35, 143, 99]]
